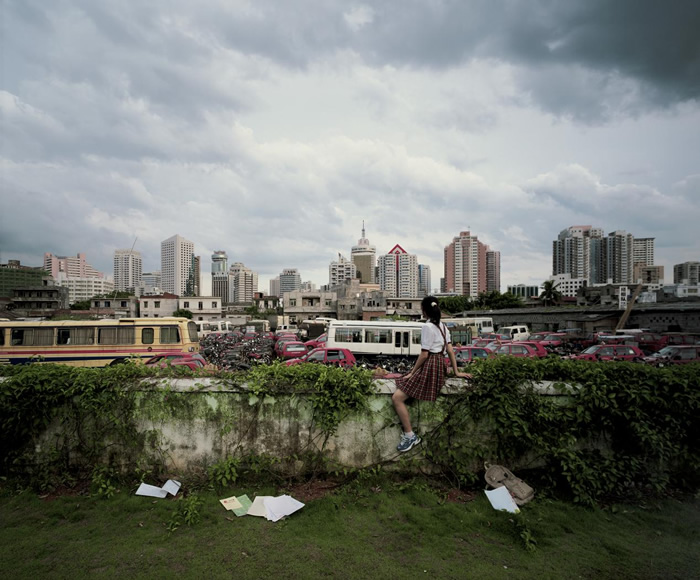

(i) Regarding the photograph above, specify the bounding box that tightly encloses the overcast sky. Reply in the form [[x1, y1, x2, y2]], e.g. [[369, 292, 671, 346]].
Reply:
[[2, 0, 699, 295]]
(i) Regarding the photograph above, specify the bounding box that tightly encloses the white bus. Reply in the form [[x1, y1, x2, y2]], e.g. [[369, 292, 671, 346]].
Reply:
[[326, 320, 425, 358], [196, 320, 237, 336], [442, 317, 495, 336]]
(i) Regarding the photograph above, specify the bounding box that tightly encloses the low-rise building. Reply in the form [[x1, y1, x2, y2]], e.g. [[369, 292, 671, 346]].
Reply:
[[283, 290, 336, 324]]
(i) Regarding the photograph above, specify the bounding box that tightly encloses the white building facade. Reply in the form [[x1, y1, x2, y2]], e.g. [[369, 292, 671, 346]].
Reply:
[[378, 245, 418, 298], [113, 249, 142, 293], [161, 234, 195, 296]]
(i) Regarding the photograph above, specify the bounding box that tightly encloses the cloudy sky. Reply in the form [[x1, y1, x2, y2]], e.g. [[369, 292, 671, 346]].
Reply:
[[2, 0, 699, 294]]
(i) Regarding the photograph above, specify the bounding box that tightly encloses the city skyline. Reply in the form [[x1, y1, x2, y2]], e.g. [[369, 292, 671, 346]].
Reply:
[[2, 2, 699, 292]]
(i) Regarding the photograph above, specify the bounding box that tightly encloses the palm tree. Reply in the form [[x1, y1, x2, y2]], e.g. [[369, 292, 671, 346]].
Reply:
[[539, 281, 562, 307]]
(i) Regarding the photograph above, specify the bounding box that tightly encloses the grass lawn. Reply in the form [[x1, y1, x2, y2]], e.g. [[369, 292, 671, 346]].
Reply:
[[0, 480, 698, 579]]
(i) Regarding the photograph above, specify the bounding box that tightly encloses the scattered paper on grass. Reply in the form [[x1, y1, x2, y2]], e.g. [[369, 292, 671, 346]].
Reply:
[[220, 496, 243, 511], [263, 495, 305, 522], [484, 487, 520, 514], [219, 495, 253, 516], [247, 496, 273, 518], [136, 479, 181, 499]]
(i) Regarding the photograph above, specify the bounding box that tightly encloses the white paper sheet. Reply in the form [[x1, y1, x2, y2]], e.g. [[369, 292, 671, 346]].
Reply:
[[162, 479, 181, 496], [248, 496, 273, 518], [484, 486, 520, 514], [135, 483, 168, 498], [263, 495, 305, 522]]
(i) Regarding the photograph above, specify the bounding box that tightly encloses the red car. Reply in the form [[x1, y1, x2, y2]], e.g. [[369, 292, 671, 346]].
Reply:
[[276, 341, 309, 359], [305, 333, 328, 350], [145, 353, 207, 370], [569, 344, 644, 362], [445, 346, 494, 367], [286, 347, 356, 368], [538, 333, 568, 348], [495, 342, 548, 358]]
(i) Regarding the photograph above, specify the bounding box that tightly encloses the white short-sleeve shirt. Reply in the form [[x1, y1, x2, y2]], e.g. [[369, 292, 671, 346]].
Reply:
[[421, 322, 451, 353]]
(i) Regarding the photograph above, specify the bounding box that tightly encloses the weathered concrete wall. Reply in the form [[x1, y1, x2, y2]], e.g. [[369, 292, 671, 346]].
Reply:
[[124, 378, 566, 473]]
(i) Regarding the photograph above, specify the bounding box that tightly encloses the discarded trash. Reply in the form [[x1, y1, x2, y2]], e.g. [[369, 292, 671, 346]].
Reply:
[[219, 493, 304, 521], [484, 464, 534, 506], [219, 494, 252, 517], [484, 486, 520, 514], [135, 479, 181, 499]]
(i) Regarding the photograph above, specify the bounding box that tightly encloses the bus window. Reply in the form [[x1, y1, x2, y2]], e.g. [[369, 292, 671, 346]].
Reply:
[[394, 331, 409, 348], [161, 326, 180, 344], [335, 328, 354, 343], [57, 329, 71, 345], [365, 329, 391, 343], [412, 330, 421, 344], [58, 327, 94, 345], [142, 328, 154, 345], [187, 321, 199, 342], [98, 327, 135, 345], [11, 328, 53, 346], [0, 328, 3, 346]]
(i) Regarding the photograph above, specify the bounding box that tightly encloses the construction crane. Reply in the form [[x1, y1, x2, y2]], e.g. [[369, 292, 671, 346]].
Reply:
[[614, 283, 644, 332]]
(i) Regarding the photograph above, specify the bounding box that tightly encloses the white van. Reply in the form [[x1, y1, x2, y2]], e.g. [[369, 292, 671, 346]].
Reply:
[[498, 325, 530, 341]]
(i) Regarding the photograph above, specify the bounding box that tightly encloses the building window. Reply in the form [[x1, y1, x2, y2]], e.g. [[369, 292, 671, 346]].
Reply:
[[143, 301, 148, 308], [183, 301, 189, 308], [212, 302, 217, 308], [154, 301, 160, 308], [325, 300, 331, 306], [198, 302, 203, 310], [290, 299, 296, 306], [120, 301, 127, 308]]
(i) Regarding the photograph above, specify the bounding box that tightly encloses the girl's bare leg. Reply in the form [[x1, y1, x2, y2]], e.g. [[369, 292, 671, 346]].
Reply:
[[392, 389, 413, 433]]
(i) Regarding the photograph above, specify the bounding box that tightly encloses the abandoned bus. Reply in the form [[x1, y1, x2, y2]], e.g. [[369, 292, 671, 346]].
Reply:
[[0, 317, 199, 367], [325, 320, 425, 358], [442, 317, 494, 336]]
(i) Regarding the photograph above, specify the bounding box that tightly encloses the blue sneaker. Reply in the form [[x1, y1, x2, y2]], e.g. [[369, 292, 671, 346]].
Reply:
[[397, 433, 421, 452]]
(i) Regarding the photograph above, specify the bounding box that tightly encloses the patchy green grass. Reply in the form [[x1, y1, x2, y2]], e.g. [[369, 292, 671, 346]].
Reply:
[[1, 482, 698, 579]]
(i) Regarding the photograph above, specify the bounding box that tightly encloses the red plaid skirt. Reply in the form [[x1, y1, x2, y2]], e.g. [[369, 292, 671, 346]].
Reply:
[[394, 352, 445, 402]]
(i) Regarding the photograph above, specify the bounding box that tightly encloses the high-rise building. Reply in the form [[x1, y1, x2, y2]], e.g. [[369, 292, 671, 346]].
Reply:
[[279, 268, 301, 296], [417, 264, 431, 297], [605, 230, 635, 284], [161, 234, 194, 296], [228, 262, 258, 303], [443, 231, 491, 297], [553, 226, 650, 285], [211, 251, 229, 304], [43, 252, 103, 279], [350, 222, 376, 284], [633, 238, 655, 268], [113, 249, 142, 293], [674, 261, 700, 285], [55, 273, 114, 304], [486, 250, 501, 293], [329, 254, 357, 287], [378, 245, 418, 298], [552, 226, 605, 283], [270, 276, 280, 298]]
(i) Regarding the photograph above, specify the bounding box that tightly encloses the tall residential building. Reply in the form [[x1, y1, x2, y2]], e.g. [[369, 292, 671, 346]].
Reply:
[[553, 226, 651, 285], [674, 261, 700, 285], [43, 252, 103, 279], [378, 245, 418, 298], [211, 251, 229, 304], [269, 276, 281, 298], [279, 268, 301, 296], [138, 271, 161, 296], [605, 230, 635, 284], [552, 226, 605, 283], [329, 254, 357, 287], [417, 264, 431, 297], [113, 249, 142, 293], [443, 231, 491, 298], [486, 250, 501, 293], [228, 262, 258, 303], [55, 273, 115, 304], [633, 238, 655, 268], [160, 234, 194, 296], [350, 222, 376, 283]]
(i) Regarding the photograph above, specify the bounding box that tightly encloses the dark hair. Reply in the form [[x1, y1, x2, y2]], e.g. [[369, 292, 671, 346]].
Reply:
[[421, 296, 441, 325]]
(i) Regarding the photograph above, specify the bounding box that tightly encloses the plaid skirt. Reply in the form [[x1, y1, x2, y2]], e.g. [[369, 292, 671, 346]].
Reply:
[[394, 352, 445, 402]]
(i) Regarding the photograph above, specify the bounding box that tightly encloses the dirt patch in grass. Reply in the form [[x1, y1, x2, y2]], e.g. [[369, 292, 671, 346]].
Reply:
[[443, 488, 477, 503], [285, 479, 342, 502]]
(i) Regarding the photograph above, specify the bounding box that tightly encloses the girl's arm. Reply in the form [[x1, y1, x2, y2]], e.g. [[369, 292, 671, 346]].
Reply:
[[446, 343, 472, 379], [403, 349, 429, 379]]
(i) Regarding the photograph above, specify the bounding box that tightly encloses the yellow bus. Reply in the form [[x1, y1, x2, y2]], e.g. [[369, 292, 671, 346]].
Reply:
[[0, 318, 199, 367]]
